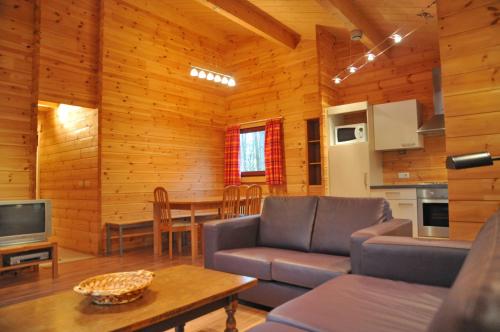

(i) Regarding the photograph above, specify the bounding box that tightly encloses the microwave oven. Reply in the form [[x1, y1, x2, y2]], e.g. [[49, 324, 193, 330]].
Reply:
[[334, 123, 367, 145]]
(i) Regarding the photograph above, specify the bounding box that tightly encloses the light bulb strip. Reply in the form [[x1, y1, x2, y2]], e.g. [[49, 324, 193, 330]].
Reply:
[[189, 66, 236, 87], [332, 0, 435, 85]]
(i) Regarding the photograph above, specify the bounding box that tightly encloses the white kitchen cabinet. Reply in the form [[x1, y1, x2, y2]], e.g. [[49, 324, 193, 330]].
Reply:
[[329, 143, 370, 197], [373, 99, 423, 151], [371, 188, 418, 237]]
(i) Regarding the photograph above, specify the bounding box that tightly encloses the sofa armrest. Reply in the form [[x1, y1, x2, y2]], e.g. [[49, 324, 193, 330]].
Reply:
[[203, 215, 260, 269], [360, 236, 472, 287], [350, 219, 412, 274]]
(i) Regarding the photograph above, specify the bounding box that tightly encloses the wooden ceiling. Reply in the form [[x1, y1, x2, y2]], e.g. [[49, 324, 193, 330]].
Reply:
[[168, 0, 438, 50]]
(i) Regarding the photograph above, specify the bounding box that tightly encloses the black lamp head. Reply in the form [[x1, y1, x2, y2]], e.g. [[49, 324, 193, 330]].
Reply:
[[446, 152, 494, 169]]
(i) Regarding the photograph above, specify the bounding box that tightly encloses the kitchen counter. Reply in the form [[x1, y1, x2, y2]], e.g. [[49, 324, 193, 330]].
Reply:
[[370, 183, 448, 189]]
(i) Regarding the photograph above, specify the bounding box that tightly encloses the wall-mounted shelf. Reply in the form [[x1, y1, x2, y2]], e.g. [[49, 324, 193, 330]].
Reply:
[[306, 118, 322, 187]]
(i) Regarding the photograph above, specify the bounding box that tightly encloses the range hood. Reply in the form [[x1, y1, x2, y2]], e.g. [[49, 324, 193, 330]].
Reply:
[[417, 68, 445, 134]]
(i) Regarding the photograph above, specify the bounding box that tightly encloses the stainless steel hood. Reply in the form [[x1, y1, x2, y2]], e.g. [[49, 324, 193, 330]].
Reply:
[[417, 68, 445, 134]]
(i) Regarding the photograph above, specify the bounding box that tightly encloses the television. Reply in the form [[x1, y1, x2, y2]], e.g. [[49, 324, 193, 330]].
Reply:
[[0, 200, 51, 247]]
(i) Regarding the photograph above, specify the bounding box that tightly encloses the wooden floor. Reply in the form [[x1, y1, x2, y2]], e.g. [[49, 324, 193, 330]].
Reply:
[[0, 248, 267, 331]]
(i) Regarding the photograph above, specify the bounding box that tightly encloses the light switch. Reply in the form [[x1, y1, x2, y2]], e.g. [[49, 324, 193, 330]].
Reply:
[[398, 172, 410, 179]]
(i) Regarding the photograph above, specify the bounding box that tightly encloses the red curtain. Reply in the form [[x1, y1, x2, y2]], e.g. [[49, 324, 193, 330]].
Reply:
[[224, 125, 241, 186], [265, 119, 284, 185]]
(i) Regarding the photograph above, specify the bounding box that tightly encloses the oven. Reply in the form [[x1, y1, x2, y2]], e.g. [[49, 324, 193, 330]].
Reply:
[[417, 188, 449, 238]]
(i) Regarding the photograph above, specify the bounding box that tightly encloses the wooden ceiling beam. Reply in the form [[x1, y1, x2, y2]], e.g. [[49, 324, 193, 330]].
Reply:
[[316, 0, 391, 57], [194, 0, 301, 49]]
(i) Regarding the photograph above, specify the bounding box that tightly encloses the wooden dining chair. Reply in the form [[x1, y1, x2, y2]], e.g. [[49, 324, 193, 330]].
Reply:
[[221, 185, 240, 219], [153, 187, 191, 258], [245, 184, 262, 215]]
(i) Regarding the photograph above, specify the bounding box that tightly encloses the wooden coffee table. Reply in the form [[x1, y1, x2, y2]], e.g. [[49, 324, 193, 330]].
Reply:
[[0, 265, 257, 332]]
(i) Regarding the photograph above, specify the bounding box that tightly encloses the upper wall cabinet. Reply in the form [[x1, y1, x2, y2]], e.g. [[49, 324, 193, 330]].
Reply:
[[373, 99, 423, 151]]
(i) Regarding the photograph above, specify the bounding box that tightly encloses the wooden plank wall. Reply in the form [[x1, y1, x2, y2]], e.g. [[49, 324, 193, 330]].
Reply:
[[38, 106, 99, 254], [0, 0, 36, 199], [316, 26, 448, 185], [225, 38, 322, 196], [437, 0, 500, 240], [99, 0, 227, 225], [38, 0, 99, 108]]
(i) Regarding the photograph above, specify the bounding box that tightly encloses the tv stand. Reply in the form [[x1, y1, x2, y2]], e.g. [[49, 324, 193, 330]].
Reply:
[[0, 241, 58, 278]]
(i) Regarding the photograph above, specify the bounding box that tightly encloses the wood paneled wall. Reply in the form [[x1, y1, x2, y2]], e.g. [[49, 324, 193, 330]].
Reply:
[[438, 0, 500, 240], [0, 0, 36, 200], [99, 0, 227, 225], [38, 106, 99, 254], [225, 38, 322, 195], [317, 26, 448, 185], [38, 0, 99, 108]]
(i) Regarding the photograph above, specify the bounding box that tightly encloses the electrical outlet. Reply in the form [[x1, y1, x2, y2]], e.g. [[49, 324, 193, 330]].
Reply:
[[398, 172, 410, 179]]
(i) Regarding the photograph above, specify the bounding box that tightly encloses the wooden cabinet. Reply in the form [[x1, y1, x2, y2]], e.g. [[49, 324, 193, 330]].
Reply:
[[373, 99, 423, 151], [371, 188, 418, 237]]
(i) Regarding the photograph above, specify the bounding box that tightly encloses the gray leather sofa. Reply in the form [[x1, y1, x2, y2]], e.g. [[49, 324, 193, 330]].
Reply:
[[250, 210, 500, 332], [203, 196, 411, 307]]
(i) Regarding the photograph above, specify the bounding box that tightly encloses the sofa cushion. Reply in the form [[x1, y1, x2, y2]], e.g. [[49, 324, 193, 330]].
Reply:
[[428, 211, 500, 332], [311, 196, 391, 256], [272, 253, 350, 288], [213, 247, 284, 280], [213, 247, 350, 288], [258, 196, 319, 251], [268, 274, 448, 332]]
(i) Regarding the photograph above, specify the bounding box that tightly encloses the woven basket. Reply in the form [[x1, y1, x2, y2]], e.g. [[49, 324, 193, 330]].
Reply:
[[74, 270, 154, 305]]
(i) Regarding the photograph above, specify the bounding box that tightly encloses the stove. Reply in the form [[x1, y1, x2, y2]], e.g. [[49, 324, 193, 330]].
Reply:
[[417, 187, 449, 238]]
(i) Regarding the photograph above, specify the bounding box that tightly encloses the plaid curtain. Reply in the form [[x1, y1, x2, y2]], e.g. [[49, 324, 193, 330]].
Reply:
[[224, 125, 241, 185], [265, 119, 284, 185]]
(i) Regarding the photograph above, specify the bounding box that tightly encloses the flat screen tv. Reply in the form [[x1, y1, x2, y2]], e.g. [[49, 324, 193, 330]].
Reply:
[[0, 200, 51, 247]]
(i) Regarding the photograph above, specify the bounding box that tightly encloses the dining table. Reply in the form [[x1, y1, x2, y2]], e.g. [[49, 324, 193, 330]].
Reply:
[[151, 196, 249, 260], [169, 197, 225, 261]]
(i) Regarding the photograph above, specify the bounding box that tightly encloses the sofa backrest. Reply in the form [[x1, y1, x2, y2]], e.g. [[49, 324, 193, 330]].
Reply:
[[258, 196, 318, 251], [428, 210, 500, 332], [310, 196, 392, 256]]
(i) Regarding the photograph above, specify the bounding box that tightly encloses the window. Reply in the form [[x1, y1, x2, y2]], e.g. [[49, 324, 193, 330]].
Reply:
[[240, 126, 265, 176]]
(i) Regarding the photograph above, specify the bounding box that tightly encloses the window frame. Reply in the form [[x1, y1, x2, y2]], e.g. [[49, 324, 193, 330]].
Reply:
[[240, 125, 266, 177]]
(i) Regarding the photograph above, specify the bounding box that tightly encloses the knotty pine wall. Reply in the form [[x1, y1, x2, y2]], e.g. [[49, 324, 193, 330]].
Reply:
[[0, 0, 37, 199], [437, 0, 500, 240], [38, 106, 99, 254], [38, 0, 99, 108], [317, 26, 448, 185], [99, 0, 227, 226], [225, 38, 323, 195]]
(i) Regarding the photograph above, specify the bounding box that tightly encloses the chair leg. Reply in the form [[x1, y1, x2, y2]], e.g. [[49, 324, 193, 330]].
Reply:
[[177, 233, 182, 254], [169, 231, 173, 260], [153, 223, 161, 256]]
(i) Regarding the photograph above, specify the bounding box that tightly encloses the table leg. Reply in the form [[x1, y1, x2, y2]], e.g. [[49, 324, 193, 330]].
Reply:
[[175, 324, 185, 332], [191, 206, 198, 261], [106, 224, 111, 256], [225, 295, 238, 332], [52, 243, 58, 278], [119, 225, 124, 256]]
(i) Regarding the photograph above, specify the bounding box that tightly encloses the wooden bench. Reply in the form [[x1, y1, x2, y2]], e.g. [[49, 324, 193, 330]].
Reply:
[[105, 212, 219, 256]]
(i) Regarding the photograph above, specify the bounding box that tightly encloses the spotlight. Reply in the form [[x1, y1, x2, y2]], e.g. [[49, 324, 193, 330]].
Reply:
[[214, 75, 222, 83], [190, 68, 198, 77], [348, 66, 357, 73], [333, 77, 341, 84], [221, 76, 229, 85], [366, 53, 375, 61], [207, 72, 214, 81], [228, 78, 236, 87], [392, 34, 403, 43], [198, 70, 206, 79]]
